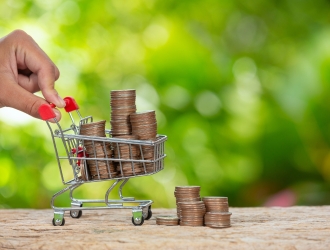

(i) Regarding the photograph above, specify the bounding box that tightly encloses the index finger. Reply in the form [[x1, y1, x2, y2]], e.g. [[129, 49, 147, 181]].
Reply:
[[11, 30, 65, 108]]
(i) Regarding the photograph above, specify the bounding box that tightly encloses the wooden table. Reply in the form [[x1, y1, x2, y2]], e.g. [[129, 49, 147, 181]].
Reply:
[[0, 206, 329, 249]]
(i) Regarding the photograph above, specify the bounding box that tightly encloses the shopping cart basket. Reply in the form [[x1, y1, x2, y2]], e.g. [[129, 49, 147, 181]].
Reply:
[[38, 97, 167, 226]]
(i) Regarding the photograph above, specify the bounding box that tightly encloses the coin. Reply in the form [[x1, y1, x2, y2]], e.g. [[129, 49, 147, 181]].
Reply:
[[111, 89, 136, 96], [156, 216, 180, 226], [175, 186, 200, 190]]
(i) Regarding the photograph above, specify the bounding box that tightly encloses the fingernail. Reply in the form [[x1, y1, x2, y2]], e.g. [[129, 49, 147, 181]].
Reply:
[[54, 109, 61, 121], [47, 109, 61, 123], [57, 95, 66, 108]]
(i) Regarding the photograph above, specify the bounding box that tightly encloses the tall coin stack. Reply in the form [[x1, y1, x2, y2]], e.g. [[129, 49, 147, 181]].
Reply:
[[130, 111, 157, 172], [174, 186, 201, 219], [203, 197, 232, 228], [80, 120, 116, 180], [110, 90, 138, 176], [110, 90, 136, 136], [114, 135, 144, 176]]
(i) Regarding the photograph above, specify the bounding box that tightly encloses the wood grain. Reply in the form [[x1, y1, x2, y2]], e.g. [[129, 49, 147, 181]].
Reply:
[[0, 206, 329, 249]]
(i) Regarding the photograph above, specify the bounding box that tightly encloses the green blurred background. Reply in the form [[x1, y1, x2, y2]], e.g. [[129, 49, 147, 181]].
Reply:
[[0, 0, 330, 209]]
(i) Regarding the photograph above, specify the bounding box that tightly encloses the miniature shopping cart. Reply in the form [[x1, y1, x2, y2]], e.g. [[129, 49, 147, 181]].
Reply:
[[38, 97, 167, 226]]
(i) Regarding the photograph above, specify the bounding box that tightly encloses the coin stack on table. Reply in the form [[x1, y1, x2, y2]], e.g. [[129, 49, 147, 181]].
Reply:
[[156, 216, 180, 226], [130, 111, 157, 172], [179, 200, 206, 227], [174, 186, 201, 219], [79, 120, 116, 180], [113, 135, 144, 177], [203, 197, 232, 228]]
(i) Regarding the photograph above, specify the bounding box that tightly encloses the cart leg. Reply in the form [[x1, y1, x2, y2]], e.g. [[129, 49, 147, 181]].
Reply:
[[105, 179, 122, 206], [51, 184, 80, 209], [69, 183, 83, 203], [70, 201, 83, 218], [132, 208, 144, 226], [52, 211, 65, 226], [119, 179, 135, 201]]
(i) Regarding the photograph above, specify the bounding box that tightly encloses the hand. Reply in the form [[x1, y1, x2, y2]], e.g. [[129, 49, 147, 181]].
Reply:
[[0, 29, 65, 121]]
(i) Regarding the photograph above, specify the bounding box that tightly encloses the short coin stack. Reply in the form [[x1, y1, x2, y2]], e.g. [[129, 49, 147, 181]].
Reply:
[[174, 186, 201, 219], [110, 90, 136, 136], [79, 120, 116, 180], [130, 111, 157, 172], [203, 197, 232, 228], [130, 111, 157, 140], [156, 216, 179, 226], [179, 201, 206, 227]]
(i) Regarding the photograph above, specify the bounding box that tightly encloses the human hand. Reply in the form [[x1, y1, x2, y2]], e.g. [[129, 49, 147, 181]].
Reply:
[[0, 29, 65, 121]]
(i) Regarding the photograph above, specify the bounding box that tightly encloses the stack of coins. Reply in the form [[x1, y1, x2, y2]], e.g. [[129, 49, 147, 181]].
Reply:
[[203, 197, 229, 212], [80, 120, 106, 138], [174, 186, 201, 218], [110, 90, 137, 176], [157, 187, 233, 228], [156, 216, 179, 226], [130, 111, 157, 172], [113, 135, 145, 177], [204, 212, 231, 228], [203, 197, 232, 228], [80, 120, 116, 179], [179, 201, 206, 227], [130, 111, 157, 139], [110, 90, 136, 136]]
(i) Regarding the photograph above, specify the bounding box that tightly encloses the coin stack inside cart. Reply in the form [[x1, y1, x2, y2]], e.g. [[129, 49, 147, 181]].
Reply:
[[110, 90, 136, 136], [113, 134, 144, 176], [130, 111, 157, 173], [174, 186, 202, 222], [79, 120, 116, 180], [203, 197, 232, 228], [110, 90, 145, 177]]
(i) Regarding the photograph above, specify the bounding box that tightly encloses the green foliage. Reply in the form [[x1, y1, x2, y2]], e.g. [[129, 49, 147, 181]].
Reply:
[[1, 0, 330, 208]]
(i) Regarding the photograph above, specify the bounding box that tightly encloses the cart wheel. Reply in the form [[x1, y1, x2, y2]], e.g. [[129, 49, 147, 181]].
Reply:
[[143, 206, 152, 220], [52, 218, 65, 226], [70, 210, 82, 219], [132, 216, 144, 226]]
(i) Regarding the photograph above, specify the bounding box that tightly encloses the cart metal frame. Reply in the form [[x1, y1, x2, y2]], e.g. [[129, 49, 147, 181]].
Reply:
[[38, 97, 167, 226]]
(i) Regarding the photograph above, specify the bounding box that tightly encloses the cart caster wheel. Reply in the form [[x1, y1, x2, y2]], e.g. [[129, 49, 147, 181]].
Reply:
[[52, 218, 65, 226], [143, 206, 152, 220], [132, 216, 144, 226], [70, 210, 82, 219]]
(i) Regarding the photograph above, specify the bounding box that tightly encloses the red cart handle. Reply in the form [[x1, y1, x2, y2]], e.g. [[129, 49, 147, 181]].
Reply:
[[63, 97, 79, 112], [38, 96, 79, 121]]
